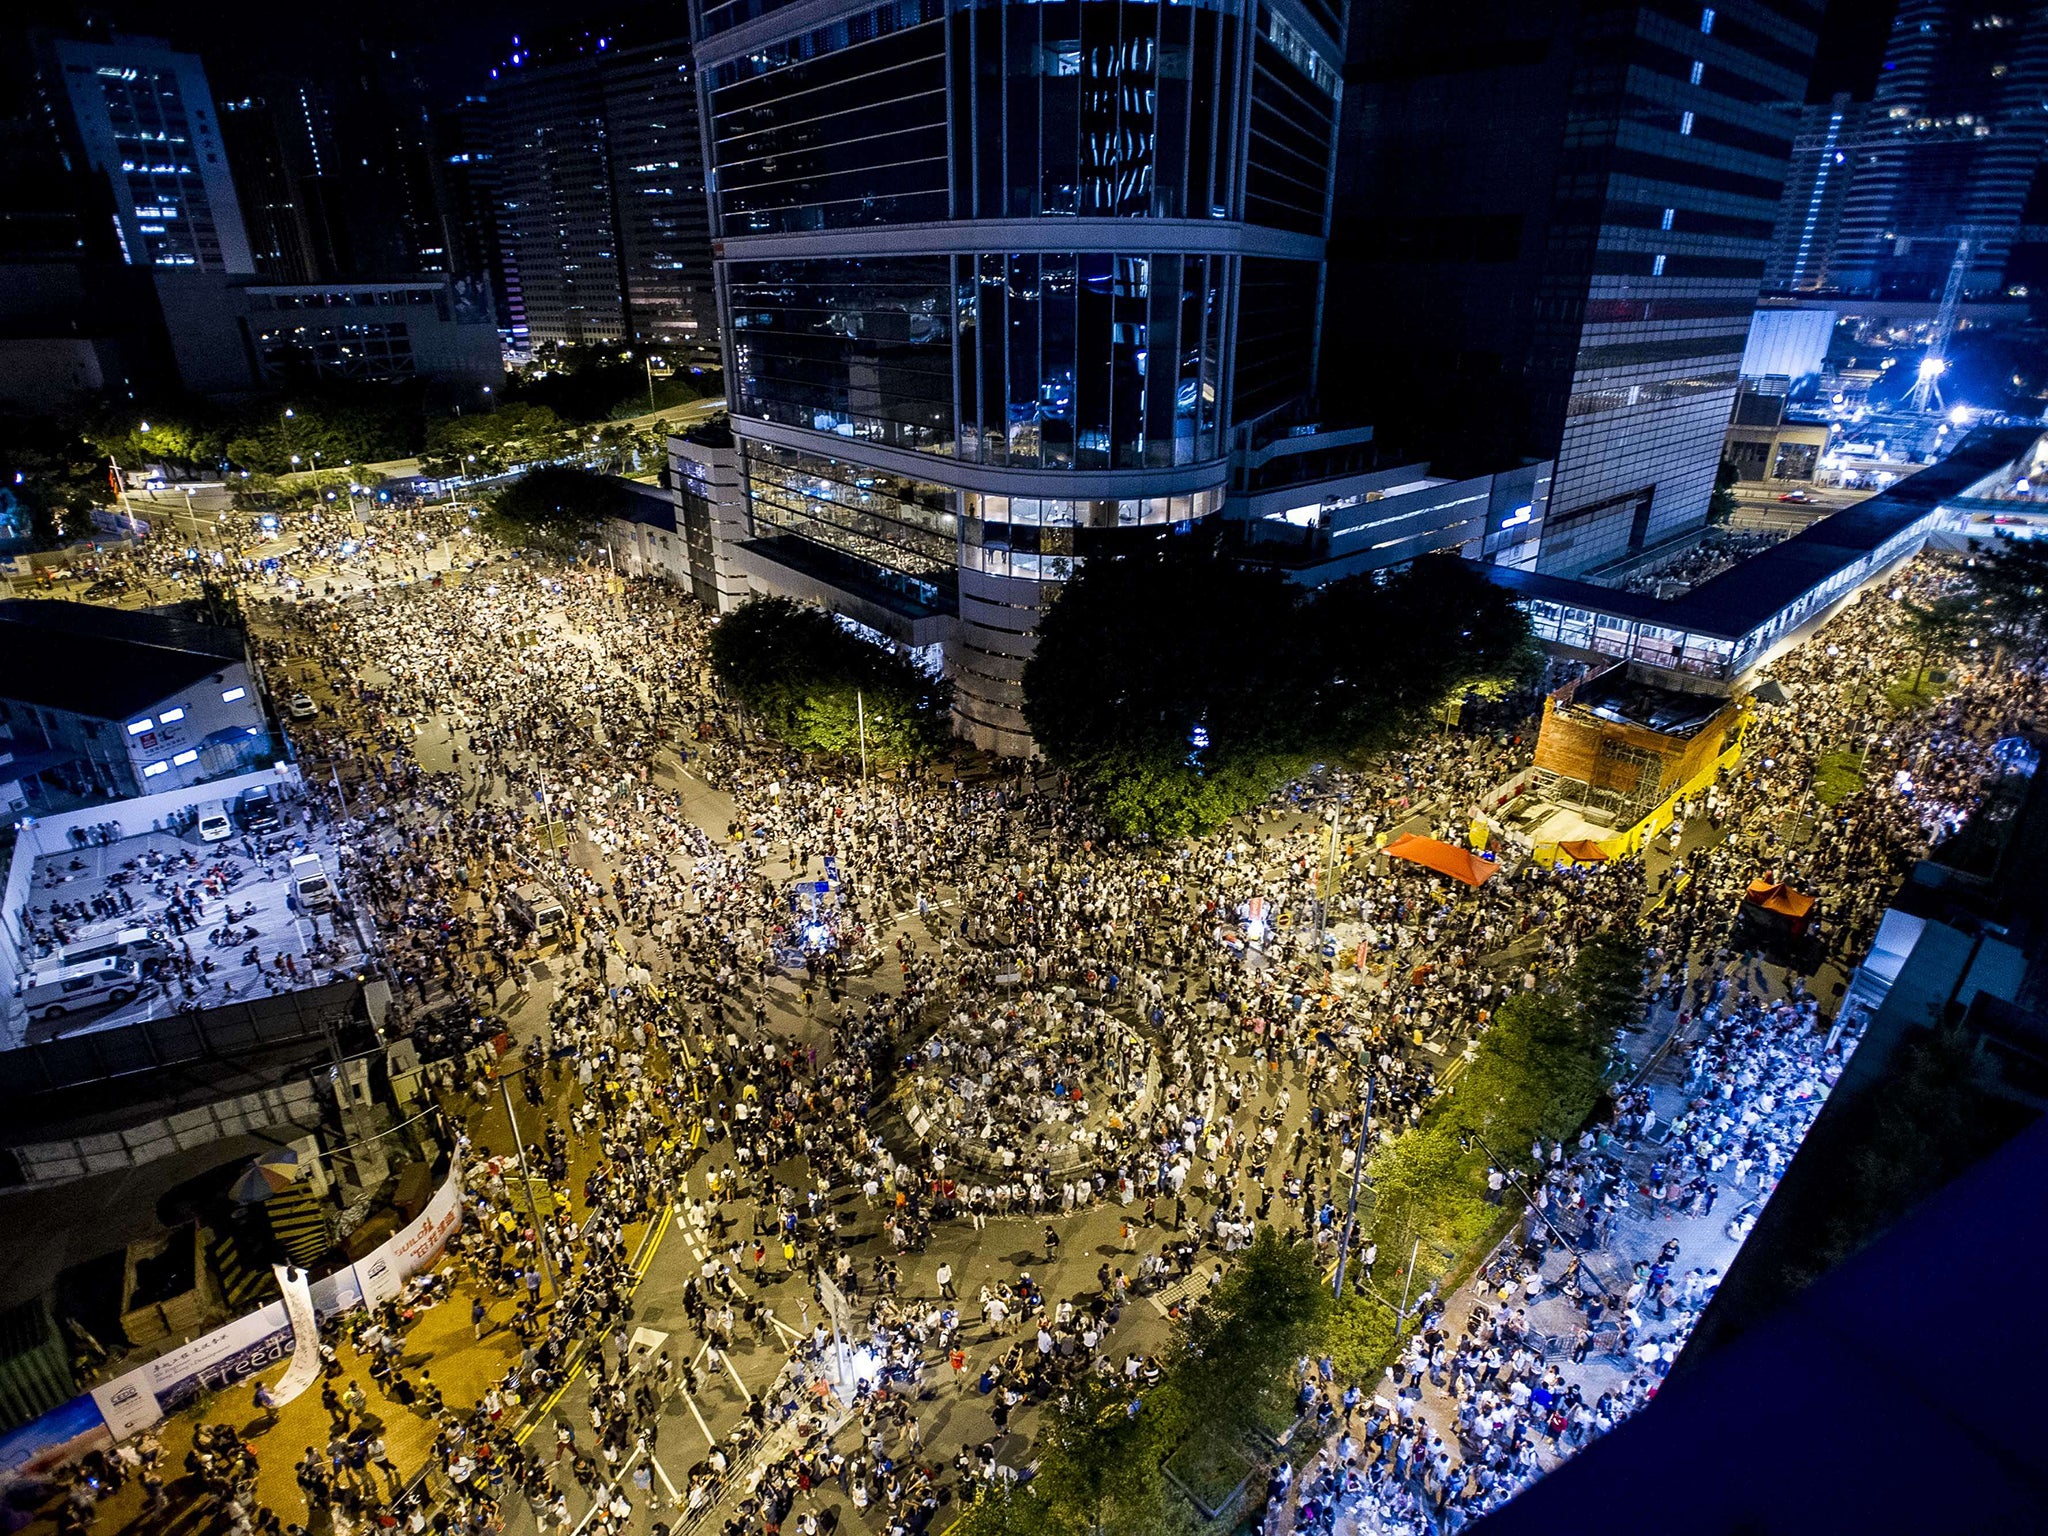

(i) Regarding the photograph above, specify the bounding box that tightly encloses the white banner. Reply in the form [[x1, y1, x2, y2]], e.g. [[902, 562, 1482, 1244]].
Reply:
[[92, 1300, 291, 1427], [269, 1266, 322, 1405], [364, 1166, 465, 1303], [86, 1162, 465, 1441], [88, 1376, 159, 1443]]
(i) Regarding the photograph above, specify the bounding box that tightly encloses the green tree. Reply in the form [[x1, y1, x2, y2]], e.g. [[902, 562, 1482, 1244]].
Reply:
[[421, 403, 568, 479], [1708, 459, 1741, 525], [0, 415, 108, 542], [1971, 537, 2048, 637], [1022, 534, 1318, 837], [503, 344, 719, 423], [1023, 542, 1537, 838], [1177, 1229, 1331, 1440], [1897, 591, 1981, 687], [1028, 1373, 1167, 1536], [1366, 935, 1641, 1288], [482, 467, 635, 554], [1306, 556, 1542, 754], [709, 596, 952, 764]]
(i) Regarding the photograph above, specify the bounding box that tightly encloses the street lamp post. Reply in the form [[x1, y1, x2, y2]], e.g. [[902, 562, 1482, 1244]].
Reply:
[[1331, 1075, 1375, 1299]]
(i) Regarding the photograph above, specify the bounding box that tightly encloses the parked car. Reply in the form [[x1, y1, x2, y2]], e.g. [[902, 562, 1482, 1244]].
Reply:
[[289, 852, 339, 915], [287, 693, 319, 719], [55, 928, 169, 970], [235, 783, 282, 832]]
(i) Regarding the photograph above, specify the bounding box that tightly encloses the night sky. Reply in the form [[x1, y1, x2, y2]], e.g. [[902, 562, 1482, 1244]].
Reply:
[[10, 0, 1901, 104], [9, 0, 678, 96]]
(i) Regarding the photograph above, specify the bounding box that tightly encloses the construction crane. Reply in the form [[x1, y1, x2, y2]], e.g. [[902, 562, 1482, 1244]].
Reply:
[[1905, 233, 1978, 415]]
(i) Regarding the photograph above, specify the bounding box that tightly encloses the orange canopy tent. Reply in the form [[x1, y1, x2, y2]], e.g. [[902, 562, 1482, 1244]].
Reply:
[[1744, 880, 1815, 919], [1384, 834, 1500, 887], [1558, 840, 1610, 864]]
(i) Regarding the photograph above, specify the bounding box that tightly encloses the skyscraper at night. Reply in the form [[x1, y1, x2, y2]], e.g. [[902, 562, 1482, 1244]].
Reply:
[[690, 0, 1345, 753], [485, 33, 716, 353], [1762, 93, 1865, 293], [1323, 0, 1821, 578], [35, 34, 253, 275], [1829, 0, 2048, 301]]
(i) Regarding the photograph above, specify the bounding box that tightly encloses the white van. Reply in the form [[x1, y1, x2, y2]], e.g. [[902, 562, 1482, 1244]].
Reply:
[[18, 956, 142, 1025], [289, 852, 339, 915], [56, 928, 169, 970], [196, 801, 234, 843]]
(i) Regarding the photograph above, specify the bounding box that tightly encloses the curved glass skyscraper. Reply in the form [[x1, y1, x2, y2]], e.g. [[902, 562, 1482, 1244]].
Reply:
[[689, 0, 1344, 753]]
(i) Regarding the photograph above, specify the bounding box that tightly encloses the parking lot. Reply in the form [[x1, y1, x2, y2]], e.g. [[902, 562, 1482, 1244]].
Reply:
[[4, 815, 368, 1044]]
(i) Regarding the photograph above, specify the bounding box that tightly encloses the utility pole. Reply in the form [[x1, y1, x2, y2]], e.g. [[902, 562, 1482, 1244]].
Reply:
[[856, 689, 868, 786], [107, 456, 141, 539], [1461, 1126, 1624, 1294], [1394, 1236, 1422, 1328], [1316, 809, 1340, 939], [1331, 1075, 1375, 1299], [499, 1069, 560, 1297]]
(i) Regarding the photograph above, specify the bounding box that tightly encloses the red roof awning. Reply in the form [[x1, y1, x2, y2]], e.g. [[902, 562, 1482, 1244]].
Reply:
[[1558, 839, 1609, 864], [1384, 834, 1500, 887]]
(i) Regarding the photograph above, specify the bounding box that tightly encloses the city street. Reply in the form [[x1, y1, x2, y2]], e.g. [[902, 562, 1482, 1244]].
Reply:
[[7, 486, 2028, 1536]]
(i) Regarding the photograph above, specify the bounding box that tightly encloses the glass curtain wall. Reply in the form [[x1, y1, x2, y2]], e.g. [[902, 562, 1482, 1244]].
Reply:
[[708, 0, 951, 236], [728, 257, 955, 451], [948, 0, 1243, 221], [955, 251, 1225, 469]]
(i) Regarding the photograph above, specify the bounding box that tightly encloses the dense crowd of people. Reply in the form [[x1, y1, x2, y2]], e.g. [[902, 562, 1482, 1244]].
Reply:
[[23, 496, 2041, 1536]]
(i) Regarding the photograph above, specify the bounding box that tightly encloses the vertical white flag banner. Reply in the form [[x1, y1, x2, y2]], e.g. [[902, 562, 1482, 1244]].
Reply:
[[269, 1265, 323, 1405]]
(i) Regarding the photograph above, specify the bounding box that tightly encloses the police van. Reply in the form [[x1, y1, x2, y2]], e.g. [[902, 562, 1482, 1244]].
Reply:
[[17, 956, 143, 1025], [55, 928, 169, 970]]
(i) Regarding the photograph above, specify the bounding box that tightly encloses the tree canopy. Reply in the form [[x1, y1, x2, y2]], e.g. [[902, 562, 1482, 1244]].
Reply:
[[1897, 591, 1981, 684], [1022, 538, 1540, 837], [421, 404, 571, 480], [482, 467, 637, 554], [1972, 537, 2048, 637], [708, 597, 953, 765], [955, 1228, 1328, 1536], [0, 414, 107, 541], [501, 345, 721, 422]]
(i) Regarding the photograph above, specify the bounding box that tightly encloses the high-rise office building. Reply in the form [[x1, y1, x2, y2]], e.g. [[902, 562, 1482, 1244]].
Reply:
[[216, 85, 337, 284], [1763, 93, 1866, 292], [35, 34, 253, 275], [603, 43, 716, 354], [218, 50, 497, 309], [484, 33, 716, 353], [0, 88, 170, 404], [690, 0, 1346, 752], [1323, 0, 1820, 578], [440, 97, 524, 347], [1831, 0, 2048, 300]]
